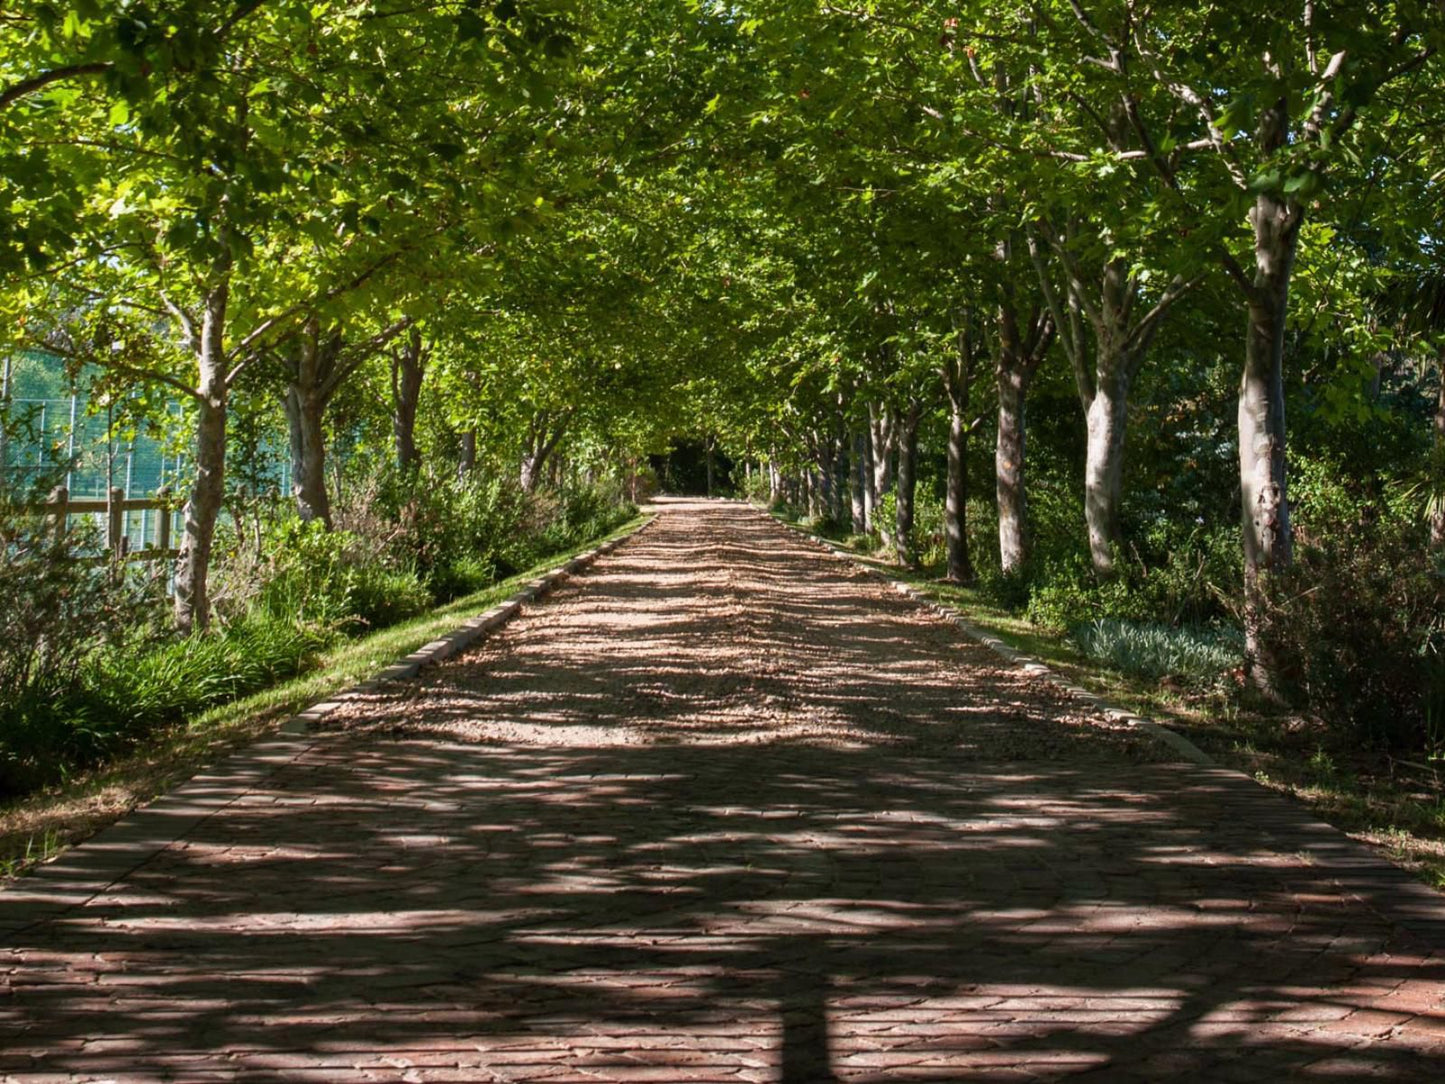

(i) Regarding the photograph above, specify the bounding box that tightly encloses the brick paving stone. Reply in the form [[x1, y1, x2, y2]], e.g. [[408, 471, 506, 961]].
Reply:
[[2, 497, 1444, 1082]]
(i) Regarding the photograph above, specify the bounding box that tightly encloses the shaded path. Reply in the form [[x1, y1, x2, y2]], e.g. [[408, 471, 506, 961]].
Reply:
[[2, 498, 1443, 1081]]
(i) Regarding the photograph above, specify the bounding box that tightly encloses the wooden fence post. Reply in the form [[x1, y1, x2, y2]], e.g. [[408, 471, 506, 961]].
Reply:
[[156, 485, 172, 553], [47, 485, 68, 544], [107, 486, 125, 556]]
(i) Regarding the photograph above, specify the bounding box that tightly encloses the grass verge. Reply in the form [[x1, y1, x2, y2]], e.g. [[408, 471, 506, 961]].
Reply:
[[0, 514, 648, 880], [772, 507, 1445, 891]]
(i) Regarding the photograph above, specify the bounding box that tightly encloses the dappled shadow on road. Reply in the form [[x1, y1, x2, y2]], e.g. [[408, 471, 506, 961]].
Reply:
[[343, 498, 1160, 760], [3, 742, 1442, 1081], [1, 499, 1442, 1082]]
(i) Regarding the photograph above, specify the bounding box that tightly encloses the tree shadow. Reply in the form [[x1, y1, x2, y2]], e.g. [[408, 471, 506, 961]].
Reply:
[[1, 500, 1442, 1081]]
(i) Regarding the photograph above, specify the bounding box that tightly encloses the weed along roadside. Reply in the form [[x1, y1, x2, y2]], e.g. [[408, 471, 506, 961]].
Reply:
[[0, 514, 653, 880], [765, 502, 1445, 891]]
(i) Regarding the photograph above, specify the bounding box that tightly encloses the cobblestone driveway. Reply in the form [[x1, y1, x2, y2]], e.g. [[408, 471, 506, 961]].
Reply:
[[2, 499, 1443, 1082]]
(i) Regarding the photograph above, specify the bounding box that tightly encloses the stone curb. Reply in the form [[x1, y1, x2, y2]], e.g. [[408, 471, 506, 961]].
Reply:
[[759, 506, 1445, 935], [0, 515, 656, 944]]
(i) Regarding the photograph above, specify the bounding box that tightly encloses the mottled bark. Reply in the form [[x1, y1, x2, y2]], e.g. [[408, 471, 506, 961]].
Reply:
[[520, 411, 568, 493], [869, 403, 896, 544], [1083, 376, 1128, 574], [816, 434, 835, 520], [894, 401, 921, 569], [993, 290, 1055, 576], [174, 277, 229, 634], [1239, 119, 1301, 697], [281, 319, 341, 528], [283, 383, 331, 528], [280, 316, 410, 525], [849, 430, 867, 532], [943, 319, 982, 584], [995, 368, 1029, 574], [862, 430, 877, 530], [831, 431, 849, 524], [1030, 229, 1188, 578], [390, 327, 426, 473]]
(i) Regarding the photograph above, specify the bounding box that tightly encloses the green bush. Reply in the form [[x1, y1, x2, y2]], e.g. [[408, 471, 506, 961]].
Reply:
[[740, 468, 772, 505], [0, 464, 637, 799], [258, 517, 430, 633], [1259, 457, 1442, 751], [103, 616, 325, 724], [352, 470, 532, 594], [0, 486, 163, 795], [1007, 520, 1238, 633]]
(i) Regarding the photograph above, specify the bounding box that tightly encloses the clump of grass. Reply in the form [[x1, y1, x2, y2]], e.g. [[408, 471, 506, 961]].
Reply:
[[0, 616, 327, 798], [104, 616, 327, 724], [1069, 619, 1243, 686]]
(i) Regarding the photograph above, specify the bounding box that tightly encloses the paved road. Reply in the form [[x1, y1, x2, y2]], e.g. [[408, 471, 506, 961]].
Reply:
[[2, 499, 1443, 1081]]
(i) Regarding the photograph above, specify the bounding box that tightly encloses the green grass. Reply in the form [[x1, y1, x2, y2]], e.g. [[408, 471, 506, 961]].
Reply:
[[0, 514, 648, 878]]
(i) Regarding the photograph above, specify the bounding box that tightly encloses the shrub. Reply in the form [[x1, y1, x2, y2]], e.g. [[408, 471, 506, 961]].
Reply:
[[258, 517, 429, 633], [1010, 521, 1238, 633], [103, 615, 325, 725], [740, 468, 772, 505], [1259, 462, 1442, 751], [0, 489, 162, 795], [347, 469, 531, 594]]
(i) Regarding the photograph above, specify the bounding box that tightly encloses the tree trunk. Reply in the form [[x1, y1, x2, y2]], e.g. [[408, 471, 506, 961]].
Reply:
[[391, 327, 425, 473], [705, 436, 715, 496], [283, 385, 332, 527], [457, 429, 477, 480], [174, 278, 229, 634], [520, 413, 566, 493], [850, 430, 867, 532], [869, 403, 895, 543], [1432, 353, 1445, 553], [768, 454, 781, 505], [894, 401, 921, 568], [519, 452, 543, 493], [833, 433, 848, 523], [817, 435, 836, 521], [862, 430, 877, 529], [945, 400, 974, 585], [992, 290, 1058, 576], [281, 319, 336, 528], [1239, 183, 1300, 697], [944, 319, 979, 584], [1083, 371, 1128, 577], [996, 365, 1029, 574]]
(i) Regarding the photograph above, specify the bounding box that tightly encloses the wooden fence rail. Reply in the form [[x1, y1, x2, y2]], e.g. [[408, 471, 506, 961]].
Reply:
[[39, 485, 179, 561]]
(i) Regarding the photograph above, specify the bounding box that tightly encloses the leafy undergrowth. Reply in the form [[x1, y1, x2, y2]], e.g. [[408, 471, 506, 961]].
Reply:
[[776, 511, 1445, 891], [0, 516, 647, 880]]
